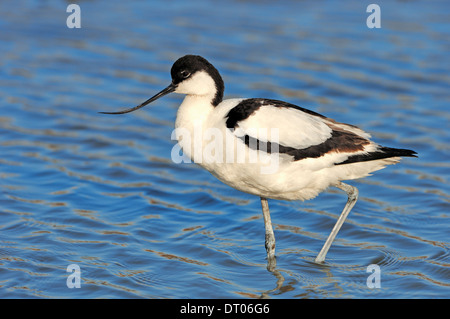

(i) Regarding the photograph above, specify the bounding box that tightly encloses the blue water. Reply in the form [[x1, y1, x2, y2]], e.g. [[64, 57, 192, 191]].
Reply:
[[0, 0, 449, 298]]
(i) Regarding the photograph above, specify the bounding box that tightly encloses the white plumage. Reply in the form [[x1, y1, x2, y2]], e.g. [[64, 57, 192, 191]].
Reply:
[[236, 103, 332, 149], [101, 55, 417, 267]]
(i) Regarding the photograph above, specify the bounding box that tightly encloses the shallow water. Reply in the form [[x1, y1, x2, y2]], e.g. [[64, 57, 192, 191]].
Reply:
[[0, 0, 449, 299]]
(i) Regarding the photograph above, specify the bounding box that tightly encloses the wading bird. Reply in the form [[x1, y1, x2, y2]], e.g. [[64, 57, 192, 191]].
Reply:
[[101, 55, 417, 268]]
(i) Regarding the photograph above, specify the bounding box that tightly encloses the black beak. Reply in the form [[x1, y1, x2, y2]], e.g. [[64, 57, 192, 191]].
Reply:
[[99, 83, 176, 114]]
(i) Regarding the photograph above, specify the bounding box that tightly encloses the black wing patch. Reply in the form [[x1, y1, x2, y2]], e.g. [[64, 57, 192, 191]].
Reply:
[[236, 129, 368, 161], [226, 98, 326, 129]]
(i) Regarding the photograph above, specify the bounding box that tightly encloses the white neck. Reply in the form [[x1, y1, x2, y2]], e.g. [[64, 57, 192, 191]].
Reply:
[[174, 95, 215, 162], [175, 95, 214, 130]]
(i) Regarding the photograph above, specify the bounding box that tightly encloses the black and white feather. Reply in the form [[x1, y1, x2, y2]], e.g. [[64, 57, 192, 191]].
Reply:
[[225, 98, 415, 166]]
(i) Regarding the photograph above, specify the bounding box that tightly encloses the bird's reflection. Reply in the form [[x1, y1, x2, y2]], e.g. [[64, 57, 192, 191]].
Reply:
[[259, 255, 343, 298], [259, 256, 285, 298]]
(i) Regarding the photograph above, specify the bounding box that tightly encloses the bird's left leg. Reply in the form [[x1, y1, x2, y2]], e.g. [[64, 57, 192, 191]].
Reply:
[[260, 197, 276, 270], [315, 182, 358, 263]]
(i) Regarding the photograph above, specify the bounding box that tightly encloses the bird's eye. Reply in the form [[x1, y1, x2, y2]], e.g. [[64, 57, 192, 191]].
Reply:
[[180, 70, 191, 78]]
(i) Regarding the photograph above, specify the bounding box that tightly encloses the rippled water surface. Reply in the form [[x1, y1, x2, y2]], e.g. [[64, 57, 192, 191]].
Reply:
[[1, 0, 449, 298]]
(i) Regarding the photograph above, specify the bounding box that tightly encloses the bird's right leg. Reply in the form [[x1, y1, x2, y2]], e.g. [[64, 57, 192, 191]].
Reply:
[[260, 197, 276, 270], [315, 182, 358, 263]]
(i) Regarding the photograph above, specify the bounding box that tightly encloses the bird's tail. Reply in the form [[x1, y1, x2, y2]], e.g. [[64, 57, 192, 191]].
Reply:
[[337, 146, 417, 165], [377, 146, 418, 158]]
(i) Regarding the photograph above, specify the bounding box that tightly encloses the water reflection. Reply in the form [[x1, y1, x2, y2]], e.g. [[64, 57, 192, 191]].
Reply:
[[260, 267, 285, 298]]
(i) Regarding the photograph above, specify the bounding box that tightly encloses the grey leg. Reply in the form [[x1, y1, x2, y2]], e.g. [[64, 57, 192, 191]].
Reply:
[[315, 182, 358, 263], [260, 197, 276, 270]]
